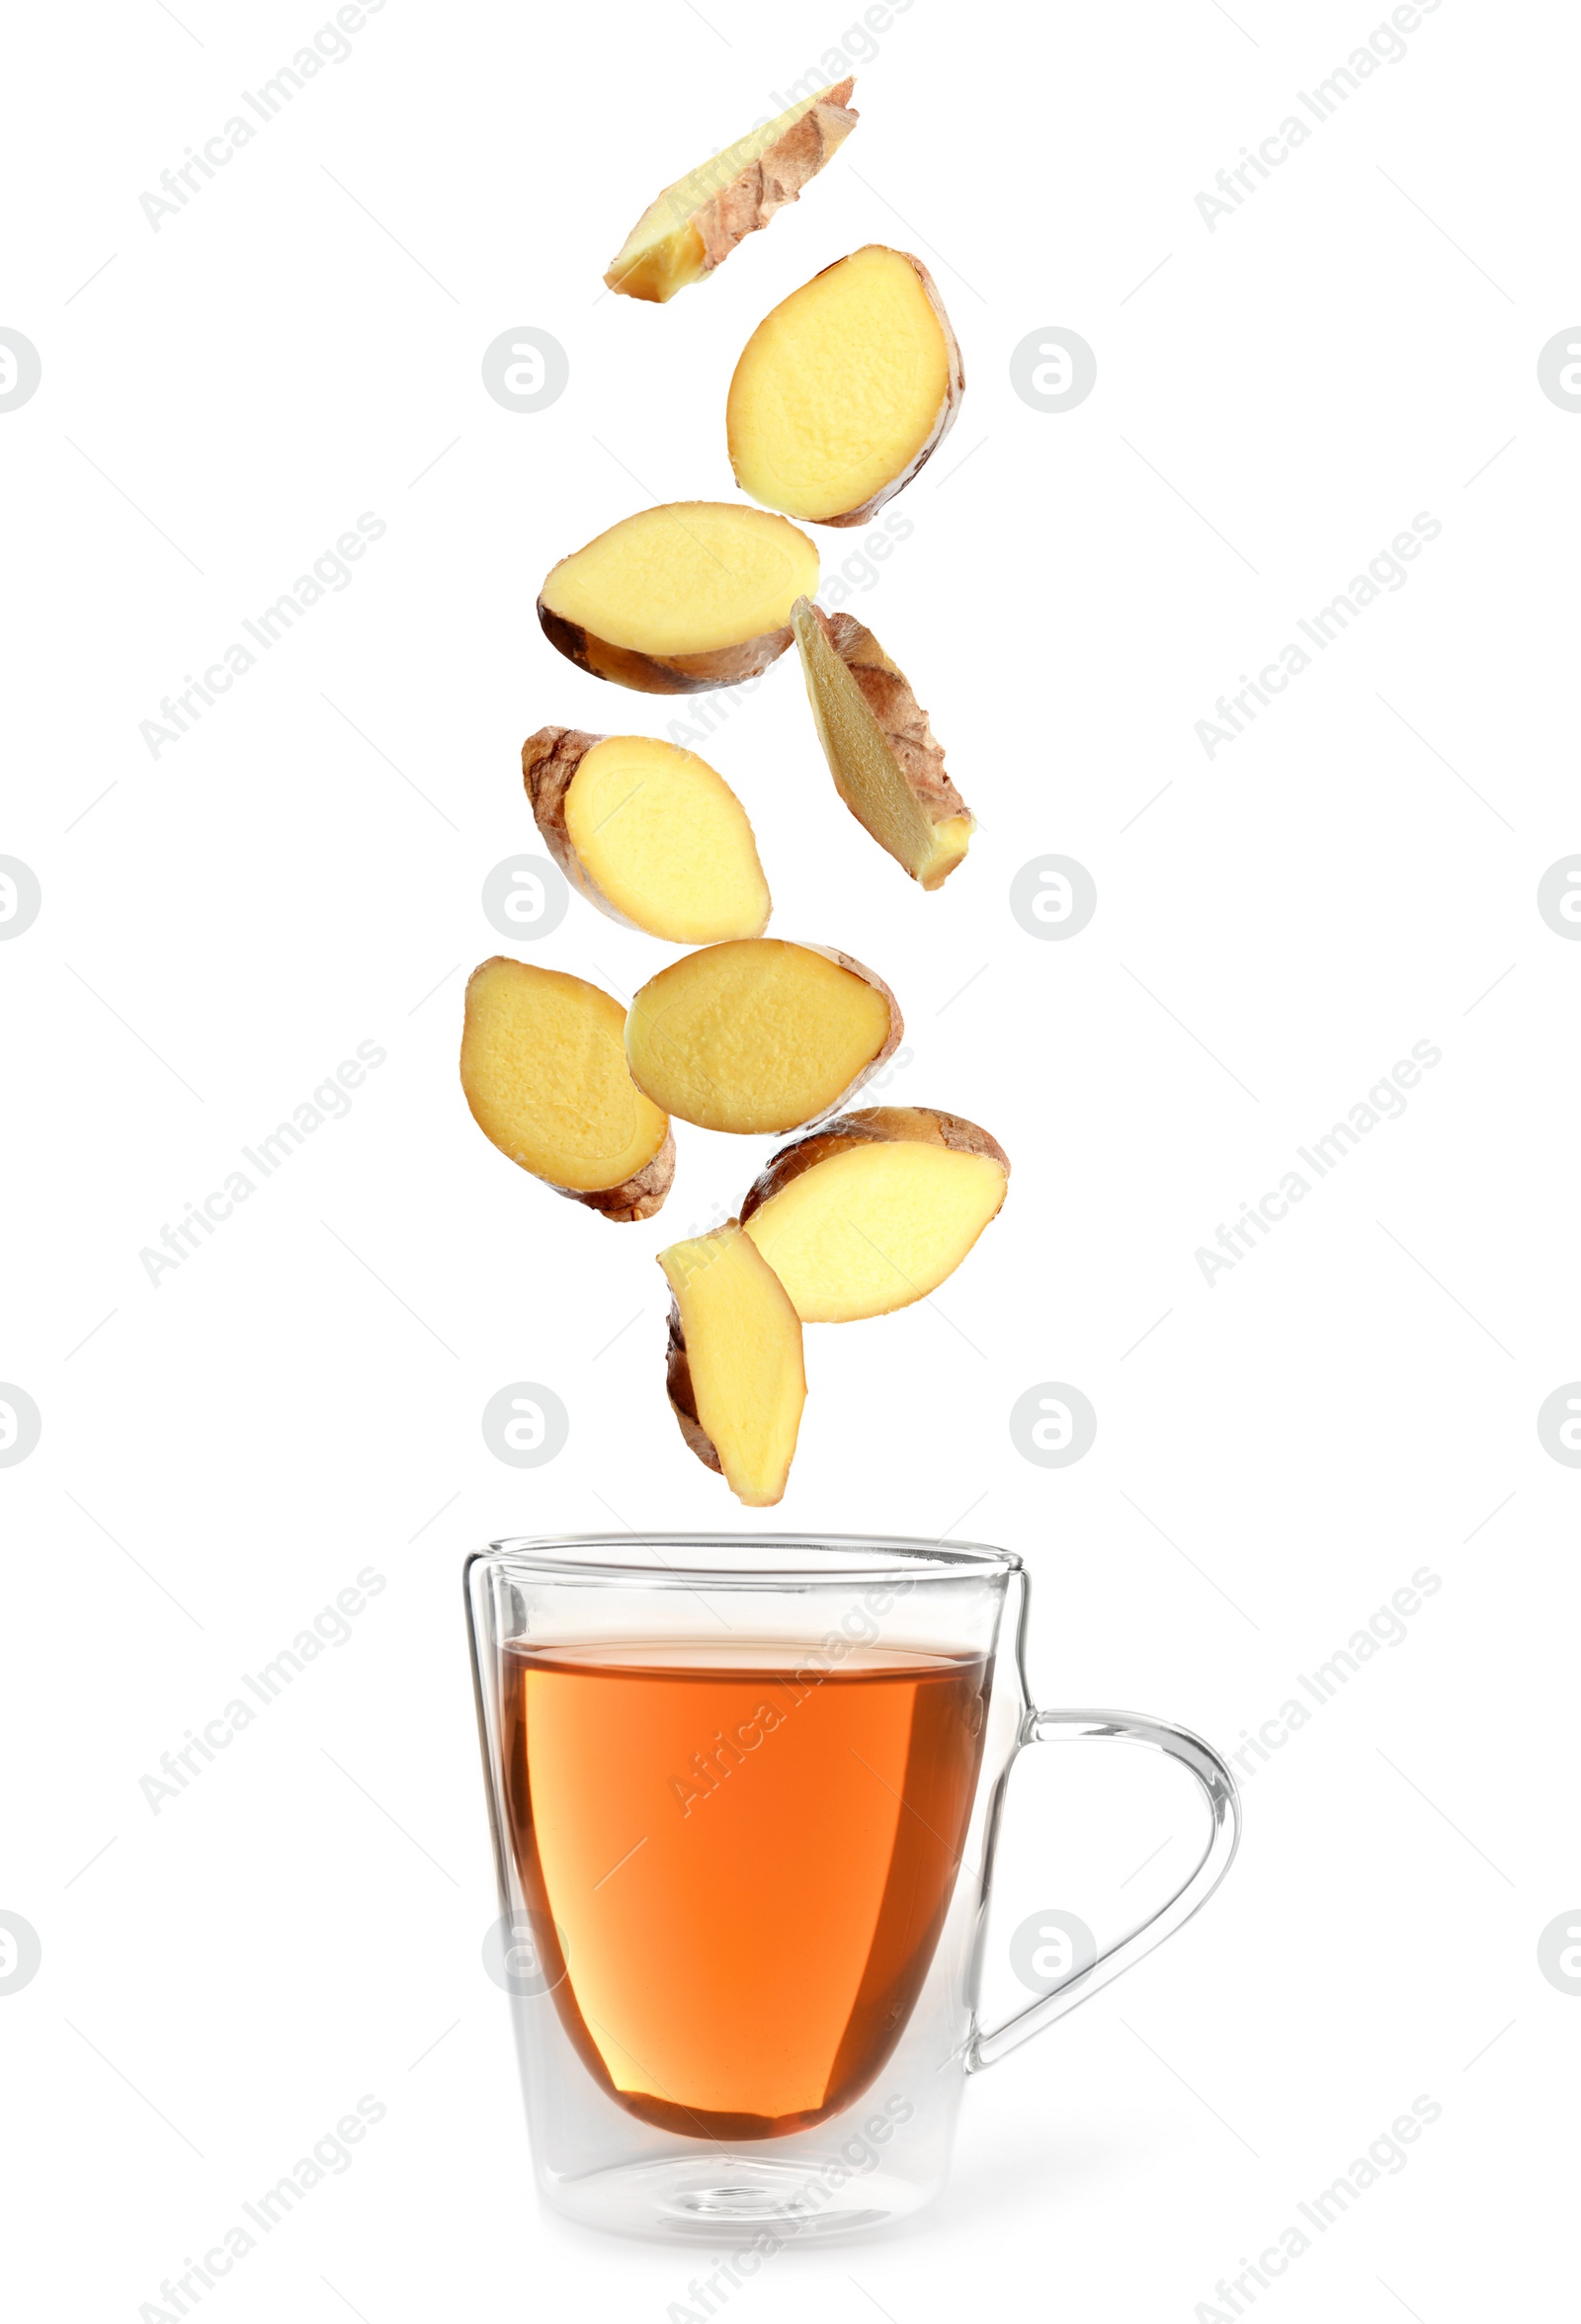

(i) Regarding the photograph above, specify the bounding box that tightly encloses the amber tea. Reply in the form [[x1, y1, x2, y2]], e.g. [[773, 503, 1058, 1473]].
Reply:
[[501, 1638, 990, 2139]]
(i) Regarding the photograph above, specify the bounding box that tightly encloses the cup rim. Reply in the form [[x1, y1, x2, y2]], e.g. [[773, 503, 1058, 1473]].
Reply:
[[478, 1532, 1021, 1587]]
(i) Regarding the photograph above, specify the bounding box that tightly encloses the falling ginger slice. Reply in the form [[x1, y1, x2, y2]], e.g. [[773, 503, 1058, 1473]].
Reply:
[[727, 245, 963, 525], [523, 727, 771, 943], [460, 957, 674, 1221], [626, 939, 901, 1134], [660, 1222, 806, 1505], [741, 1108, 1009, 1322], [605, 81, 859, 303], [792, 599, 973, 889], [539, 503, 819, 694]]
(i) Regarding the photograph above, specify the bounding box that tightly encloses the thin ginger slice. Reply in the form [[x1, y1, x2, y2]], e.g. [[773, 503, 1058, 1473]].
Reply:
[[727, 246, 964, 526], [740, 1108, 1009, 1321], [538, 503, 820, 694], [625, 940, 900, 1135], [524, 728, 771, 943], [660, 1222, 806, 1505], [460, 957, 674, 1220], [792, 599, 972, 889], [605, 81, 859, 303]]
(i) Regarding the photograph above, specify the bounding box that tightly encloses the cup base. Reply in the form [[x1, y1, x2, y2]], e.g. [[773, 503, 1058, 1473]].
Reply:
[[541, 2153, 939, 2245]]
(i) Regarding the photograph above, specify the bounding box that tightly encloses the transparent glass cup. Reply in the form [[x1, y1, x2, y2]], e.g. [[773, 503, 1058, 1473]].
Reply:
[[465, 1535, 1240, 2244]]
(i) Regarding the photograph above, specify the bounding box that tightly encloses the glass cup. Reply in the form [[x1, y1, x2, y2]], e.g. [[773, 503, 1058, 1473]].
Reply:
[[465, 1534, 1240, 2244]]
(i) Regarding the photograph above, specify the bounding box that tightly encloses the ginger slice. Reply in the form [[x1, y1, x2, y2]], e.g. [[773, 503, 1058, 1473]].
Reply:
[[524, 727, 771, 944], [660, 1222, 806, 1505], [538, 503, 820, 694], [460, 957, 674, 1221], [605, 81, 859, 304], [726, 246, 964, 527], [791, 599, 972, 889], [740, 1108, 1009, 1322], [625, 939, 900, 1135]]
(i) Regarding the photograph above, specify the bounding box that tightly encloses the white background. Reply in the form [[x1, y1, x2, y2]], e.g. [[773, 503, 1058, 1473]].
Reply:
[[3, 1, 1577, 2316]]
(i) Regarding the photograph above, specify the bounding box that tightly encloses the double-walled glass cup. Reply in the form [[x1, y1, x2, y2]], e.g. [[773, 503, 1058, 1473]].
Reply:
[[465, 1535, 1240, 2244]]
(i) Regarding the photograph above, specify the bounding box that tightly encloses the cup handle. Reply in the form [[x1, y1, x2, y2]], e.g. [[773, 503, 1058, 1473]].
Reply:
[[964, 1708, 1241, 2073]]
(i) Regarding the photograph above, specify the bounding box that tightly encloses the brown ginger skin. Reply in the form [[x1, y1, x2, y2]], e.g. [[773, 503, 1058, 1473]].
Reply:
[[535, 607, 796, 695], [574, 1128, 677, 1223], [686, 81, 858, 287], [664, 1300, 724, 1473], [521, 725, 629, 926], [807, 603, 968, 834]]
